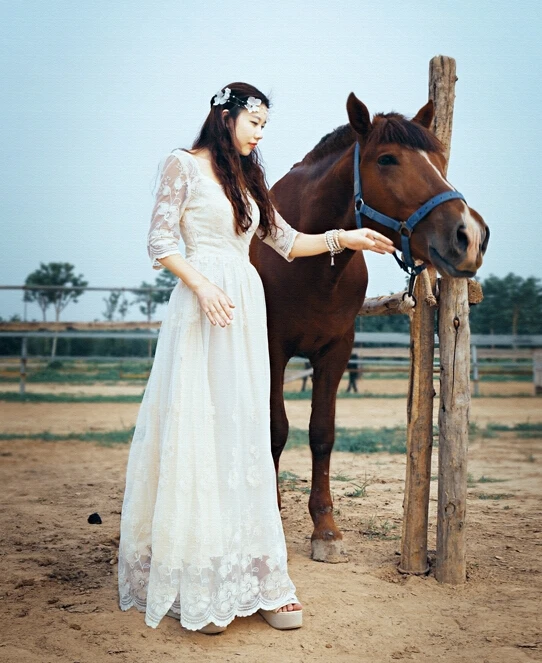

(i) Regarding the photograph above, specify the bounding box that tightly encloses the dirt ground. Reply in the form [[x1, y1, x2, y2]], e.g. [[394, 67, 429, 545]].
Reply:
[[1, 390, 540, 436], [0, 380, 541, 663], [0, 376, 535, 398]]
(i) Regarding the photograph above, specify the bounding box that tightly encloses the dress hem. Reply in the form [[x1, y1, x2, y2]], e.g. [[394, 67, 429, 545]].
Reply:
[[120, 594, 300, 631]]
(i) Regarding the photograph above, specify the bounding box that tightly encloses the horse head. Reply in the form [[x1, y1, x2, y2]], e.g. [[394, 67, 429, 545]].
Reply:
[[346, 93, 489, 277]]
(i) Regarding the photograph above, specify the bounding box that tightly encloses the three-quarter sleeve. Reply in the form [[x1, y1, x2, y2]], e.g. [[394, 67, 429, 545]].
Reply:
[[147, 152, 193, 270], [256, 208, 298, 262]]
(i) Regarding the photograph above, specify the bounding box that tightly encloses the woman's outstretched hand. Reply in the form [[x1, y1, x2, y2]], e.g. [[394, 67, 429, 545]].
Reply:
[[194, 280, 235, 327], [341, 228, 395, 255]]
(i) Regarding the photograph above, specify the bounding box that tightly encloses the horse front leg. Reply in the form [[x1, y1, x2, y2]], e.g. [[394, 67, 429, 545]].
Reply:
[[269, 345, 291, 510], [309, 338, 352, 563]]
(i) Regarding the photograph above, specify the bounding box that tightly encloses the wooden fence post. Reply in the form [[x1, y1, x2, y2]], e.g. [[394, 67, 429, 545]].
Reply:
[[19, 336, 27, 395], [534, 350, 542, 396], [436, 277, 470, 583], [400, 268, 437, 575], [430, 55, 470, 584], [471, 344, 480, 397]]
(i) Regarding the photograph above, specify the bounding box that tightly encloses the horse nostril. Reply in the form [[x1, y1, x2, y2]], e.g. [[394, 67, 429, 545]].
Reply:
[[481, 226, 490, 253], [456, 225, 469, 252]]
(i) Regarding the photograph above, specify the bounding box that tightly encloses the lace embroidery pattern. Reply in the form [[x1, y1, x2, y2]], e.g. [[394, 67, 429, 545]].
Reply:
[[256, 209, 298, 262], [119, 550, 295, 630], [147, 151, 198, 270]]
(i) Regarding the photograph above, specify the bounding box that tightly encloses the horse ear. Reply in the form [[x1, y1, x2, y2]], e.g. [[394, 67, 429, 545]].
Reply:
[[346, 93, 372, 139], [412, 99, 434, 129]]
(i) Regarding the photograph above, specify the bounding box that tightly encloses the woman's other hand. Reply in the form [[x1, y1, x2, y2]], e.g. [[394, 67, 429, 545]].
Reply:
[[194, 281, 235, 327], [341, 228, 395, 255]]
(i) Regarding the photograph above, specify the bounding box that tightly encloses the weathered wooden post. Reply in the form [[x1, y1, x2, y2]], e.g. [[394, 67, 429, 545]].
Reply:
[[471, 344, 480, 397], [19, 336, 28, 395], [431, 55, 471, 584], [399, 52, 463, 576], [534, 350, 542, 396], [399, 267, 437, 575]]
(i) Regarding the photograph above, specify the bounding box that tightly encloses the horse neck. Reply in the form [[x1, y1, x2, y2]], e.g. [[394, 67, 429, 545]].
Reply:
[[302, 147, 357, 234]]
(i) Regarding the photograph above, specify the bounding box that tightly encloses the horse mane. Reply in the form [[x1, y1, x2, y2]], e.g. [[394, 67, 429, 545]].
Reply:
[[301, 124, 355, 165], [301, 112, 443, 165]]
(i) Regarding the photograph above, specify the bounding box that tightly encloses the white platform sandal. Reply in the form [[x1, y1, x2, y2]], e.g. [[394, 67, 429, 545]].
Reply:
[[258, 601, 303, 630]]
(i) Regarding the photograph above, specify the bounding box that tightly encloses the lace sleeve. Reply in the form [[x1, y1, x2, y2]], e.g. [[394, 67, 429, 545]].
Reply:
[[147, 152, 193, 270], [256, 208, 298, 262]]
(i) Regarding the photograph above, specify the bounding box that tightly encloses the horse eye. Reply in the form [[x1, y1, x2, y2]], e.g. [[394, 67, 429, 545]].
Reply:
[[377, 154, 398, 166]]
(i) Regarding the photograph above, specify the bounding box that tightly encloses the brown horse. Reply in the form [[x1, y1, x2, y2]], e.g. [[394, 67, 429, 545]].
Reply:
[[250, 94, 489, 563]]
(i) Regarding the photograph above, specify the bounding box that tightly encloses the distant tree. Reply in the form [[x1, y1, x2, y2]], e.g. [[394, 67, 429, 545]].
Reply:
[[24, 262, 88, 358], [470, 273, 542, 335], [152, 269, 178, 305], [118, 295, 131, 321], [103, 291, 122, 322], [133, 282, 158, 322], [102, 290, 132, 322]]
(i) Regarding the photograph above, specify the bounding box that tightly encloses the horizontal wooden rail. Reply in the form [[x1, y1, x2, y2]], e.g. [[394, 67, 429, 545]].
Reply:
[[0, 321, 161, 332]]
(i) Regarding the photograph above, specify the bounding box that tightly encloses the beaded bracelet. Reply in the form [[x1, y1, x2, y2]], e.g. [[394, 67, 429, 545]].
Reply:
[[324, 229, 346, 266]]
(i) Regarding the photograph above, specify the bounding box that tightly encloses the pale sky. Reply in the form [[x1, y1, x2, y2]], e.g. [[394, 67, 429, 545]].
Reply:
[[1, 0, 540, 322]]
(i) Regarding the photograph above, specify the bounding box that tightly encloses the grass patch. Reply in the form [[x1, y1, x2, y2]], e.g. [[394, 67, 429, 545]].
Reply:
[[361, 515, 399, 540], [277, 470, 310, 494], [479, 374, 531, 382], [477, 475, 508, 483], [477, 492, 514, 500], [0, 427, 135, 445], [335, 427, 406, 454], [515, 423, 542, 432], [331, 472, 353, 482], [31, 368, 124, 382], [285, 427, 406, 454], [484, 423, 542, 433], [283, 391, 406, 400], [470, 422, 542, 441], [0, 392, 143, 403], [345, 476, 371, 498], [468, 473, 509, 486], [0, 361, 153, 385]]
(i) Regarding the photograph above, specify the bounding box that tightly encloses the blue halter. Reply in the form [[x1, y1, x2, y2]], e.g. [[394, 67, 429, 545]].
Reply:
[[353, 141, 466, 292]]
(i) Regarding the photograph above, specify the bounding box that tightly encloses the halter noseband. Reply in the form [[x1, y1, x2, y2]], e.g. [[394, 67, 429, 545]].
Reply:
[[353, 141, 466, 296]]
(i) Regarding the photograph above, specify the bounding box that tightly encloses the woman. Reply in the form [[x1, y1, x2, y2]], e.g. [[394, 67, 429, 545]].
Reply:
[[118, 82, 394, 634]]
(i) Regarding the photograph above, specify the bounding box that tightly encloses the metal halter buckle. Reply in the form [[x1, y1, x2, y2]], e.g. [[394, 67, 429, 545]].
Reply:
[[399, 223, 412, 238]]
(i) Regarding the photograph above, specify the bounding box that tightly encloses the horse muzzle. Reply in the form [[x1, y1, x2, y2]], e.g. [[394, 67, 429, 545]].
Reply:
[[427, 208, 489, 278]]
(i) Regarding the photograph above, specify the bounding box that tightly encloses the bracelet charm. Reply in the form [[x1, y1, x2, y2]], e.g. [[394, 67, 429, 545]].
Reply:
[[324, 229, 345, 266]]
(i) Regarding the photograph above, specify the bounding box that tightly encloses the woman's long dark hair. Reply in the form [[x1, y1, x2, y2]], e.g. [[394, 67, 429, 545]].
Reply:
[[191, 82, 275, 236]]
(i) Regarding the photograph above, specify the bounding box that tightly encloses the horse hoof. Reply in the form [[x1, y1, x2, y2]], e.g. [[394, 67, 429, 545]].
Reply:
[[311, 538, 349, 563]]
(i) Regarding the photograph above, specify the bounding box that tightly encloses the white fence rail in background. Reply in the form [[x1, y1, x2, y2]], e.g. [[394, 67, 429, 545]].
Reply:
[[0, 330, 540, 395]]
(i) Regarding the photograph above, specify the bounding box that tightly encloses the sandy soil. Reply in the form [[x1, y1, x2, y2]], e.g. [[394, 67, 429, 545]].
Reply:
[[0, 389, 541, 662], [0, 377, 534, 398]]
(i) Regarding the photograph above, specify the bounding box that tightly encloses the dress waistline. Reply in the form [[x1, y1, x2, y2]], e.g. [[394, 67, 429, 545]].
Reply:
[[185, 253, 250, 264]]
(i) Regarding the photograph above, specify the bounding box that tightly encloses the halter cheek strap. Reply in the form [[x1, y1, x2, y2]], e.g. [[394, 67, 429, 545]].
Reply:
[[353, 141, 467, 294]]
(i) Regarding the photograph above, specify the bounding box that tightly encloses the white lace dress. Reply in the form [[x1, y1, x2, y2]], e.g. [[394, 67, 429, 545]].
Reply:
[[118, 149, 299, 630]]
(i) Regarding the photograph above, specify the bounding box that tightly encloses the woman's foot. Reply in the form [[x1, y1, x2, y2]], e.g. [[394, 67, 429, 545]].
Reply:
[[275, 602, 303, 613]]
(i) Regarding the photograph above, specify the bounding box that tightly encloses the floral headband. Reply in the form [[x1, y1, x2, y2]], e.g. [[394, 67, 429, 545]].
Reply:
[[213, 87, 263, 114]]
